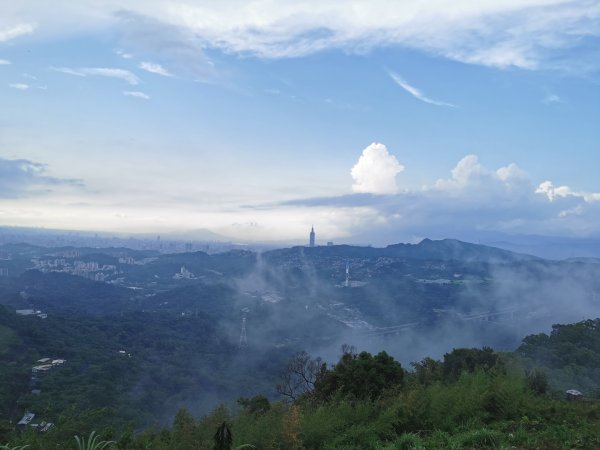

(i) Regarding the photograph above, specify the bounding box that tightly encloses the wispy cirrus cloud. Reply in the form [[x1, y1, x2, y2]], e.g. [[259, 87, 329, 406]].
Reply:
[[84, 68, 139, 85], [0, 59, 11, 65], [114, 48, 133, 59], [9, 83, 30, 90], [123, 90, 150, 100], [51, 67, 85, 77], [9, 80, 46, 91], [0, 23, 36, 43], [116, 11, 215, 81], [388, 71, 456, 107], [52, 66, 140, 85], [543, 93, 562, 104], [139, 61, 173, 77]]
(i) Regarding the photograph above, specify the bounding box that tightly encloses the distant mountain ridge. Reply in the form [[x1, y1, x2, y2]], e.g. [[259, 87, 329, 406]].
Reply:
[[265, 238, 538, 263], [384, 238, 538, 262]]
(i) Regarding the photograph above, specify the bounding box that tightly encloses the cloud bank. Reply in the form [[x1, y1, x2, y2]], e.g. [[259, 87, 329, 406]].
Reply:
[[282, 144, 600, 243], [0, 157, 82, 198], [2, 1, 600, 71]]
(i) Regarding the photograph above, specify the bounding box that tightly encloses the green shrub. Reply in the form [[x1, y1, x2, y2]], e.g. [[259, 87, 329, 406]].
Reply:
[[392, 433, 424, 450], [426, 371, 490, 430], [455, 428, 502, 449], [485, 374, 529, 420], [526, 369, 549, 394], [74, 431, 115, 450]]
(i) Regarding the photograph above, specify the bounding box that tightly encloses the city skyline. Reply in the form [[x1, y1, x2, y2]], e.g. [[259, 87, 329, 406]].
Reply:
[[1, 1, 600, 244]]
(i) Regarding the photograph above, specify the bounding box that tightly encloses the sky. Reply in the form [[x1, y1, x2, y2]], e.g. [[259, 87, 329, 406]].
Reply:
[[1, 0, 600, 244]]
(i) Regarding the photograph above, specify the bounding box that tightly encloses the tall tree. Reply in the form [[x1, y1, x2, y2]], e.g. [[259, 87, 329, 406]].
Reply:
[[213, 422, 232, 450]]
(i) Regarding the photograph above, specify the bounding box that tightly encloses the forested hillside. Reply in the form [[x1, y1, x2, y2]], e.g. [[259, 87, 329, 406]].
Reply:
[[6, 325, 600, 449]]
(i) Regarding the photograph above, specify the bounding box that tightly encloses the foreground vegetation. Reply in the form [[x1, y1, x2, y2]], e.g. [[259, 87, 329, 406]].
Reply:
[[6, 332, 600, 449]]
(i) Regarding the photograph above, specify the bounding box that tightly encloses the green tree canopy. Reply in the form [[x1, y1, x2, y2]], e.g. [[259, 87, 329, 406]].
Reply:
[[313, 350, 404, 400], [442, 347, 500, 381]]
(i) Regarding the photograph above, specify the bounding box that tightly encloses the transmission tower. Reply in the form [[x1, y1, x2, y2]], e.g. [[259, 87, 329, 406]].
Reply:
[[239, 315, 248, 348]]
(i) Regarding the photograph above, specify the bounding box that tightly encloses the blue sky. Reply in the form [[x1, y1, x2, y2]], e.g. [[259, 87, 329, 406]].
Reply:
[[1, 1, 600, 244]]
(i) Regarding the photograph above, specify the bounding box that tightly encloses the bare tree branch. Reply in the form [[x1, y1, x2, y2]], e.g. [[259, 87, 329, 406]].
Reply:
[[276, 351, 323, 401]]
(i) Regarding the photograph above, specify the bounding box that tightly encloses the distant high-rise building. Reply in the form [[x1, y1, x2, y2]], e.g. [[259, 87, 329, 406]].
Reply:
[[309, 226, 315, 248]]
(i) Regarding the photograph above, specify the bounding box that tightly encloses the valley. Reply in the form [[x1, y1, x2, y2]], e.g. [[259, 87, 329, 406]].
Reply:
[[2, 238, 600, 437]]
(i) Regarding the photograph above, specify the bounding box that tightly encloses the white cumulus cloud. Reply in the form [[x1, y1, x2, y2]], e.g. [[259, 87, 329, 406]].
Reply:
[[351, 143, 404, 194], [433, 155, 530, 195], [536, 181, 600, 203], [0, 59, 11, 65]]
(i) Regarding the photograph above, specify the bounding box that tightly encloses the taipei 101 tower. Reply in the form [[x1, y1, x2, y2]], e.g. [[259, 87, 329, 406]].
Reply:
[[309, 226, 315, 248]]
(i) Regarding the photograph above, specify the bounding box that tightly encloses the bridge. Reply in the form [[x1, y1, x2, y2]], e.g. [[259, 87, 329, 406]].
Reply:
[[348, 306, 526, 338], [308, 305, 528, 344]]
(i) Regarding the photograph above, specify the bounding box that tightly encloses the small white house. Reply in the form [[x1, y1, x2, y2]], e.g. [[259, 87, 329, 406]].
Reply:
[[17, 412, 35, 426], [566, 389, 583, 400]]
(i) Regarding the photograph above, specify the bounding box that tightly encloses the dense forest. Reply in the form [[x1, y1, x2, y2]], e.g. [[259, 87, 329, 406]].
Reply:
[[4, 319, 600, 449]]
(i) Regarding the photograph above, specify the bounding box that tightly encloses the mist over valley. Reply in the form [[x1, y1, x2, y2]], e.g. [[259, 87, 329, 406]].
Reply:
[[2, 234, 600, 429]]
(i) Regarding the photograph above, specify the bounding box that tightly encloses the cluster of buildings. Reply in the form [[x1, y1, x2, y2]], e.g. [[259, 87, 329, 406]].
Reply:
[[31, 257, 67, 269], [17, 412, 53, 432], [32, 358, 66, 374], [30, 257, 118, 281], [16, 309, 47, 319], [0, 230, 193, 251], [118, 256, 157, 265], [17, 357, 68, 432], [173, 266, 196, 279]]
